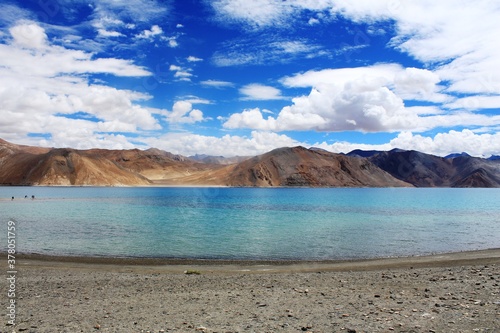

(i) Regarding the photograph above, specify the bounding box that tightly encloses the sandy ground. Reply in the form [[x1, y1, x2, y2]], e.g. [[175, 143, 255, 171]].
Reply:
[[2, 250, 500, 333]]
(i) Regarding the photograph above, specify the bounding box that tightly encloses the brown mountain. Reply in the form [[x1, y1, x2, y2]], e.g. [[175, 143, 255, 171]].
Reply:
[[0, 140, 411, 187], [225, 146, 411, 187], [0, 139, 217, 186], [2, 139, 498, 187], [189, 154, 251, 165], [367, 149, 500, 187]]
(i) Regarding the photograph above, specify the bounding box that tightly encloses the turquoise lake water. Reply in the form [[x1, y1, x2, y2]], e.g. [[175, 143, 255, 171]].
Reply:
[[1, 187, 499, 260]]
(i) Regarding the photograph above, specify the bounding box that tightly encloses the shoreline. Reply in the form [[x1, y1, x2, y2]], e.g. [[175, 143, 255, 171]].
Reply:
[[4, 185, 500, 330], [6, 249, 500, 332], [11, 248, 500, 274]]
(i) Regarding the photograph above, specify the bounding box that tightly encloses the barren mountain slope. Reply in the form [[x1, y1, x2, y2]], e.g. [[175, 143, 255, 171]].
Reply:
[[226, 146, 411, 187], [369, 149, 500, 187]]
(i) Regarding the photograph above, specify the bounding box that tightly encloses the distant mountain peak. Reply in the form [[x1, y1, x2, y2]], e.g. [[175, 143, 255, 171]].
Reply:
[[346, 149, 383, 158], [445, 152, 471, 159]]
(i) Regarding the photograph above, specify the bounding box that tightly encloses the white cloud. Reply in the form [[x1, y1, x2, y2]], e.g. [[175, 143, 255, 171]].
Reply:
[[180, 96, 212, 105], [281, 64, 401, 88], [164, 101, 206, 124], [209, 0, 336, 29], [166, 37, 178, 48], [0, 21, 162, 149], [239, 84, 285, 101], [136, 25, 163, 39], [224, 108, 277, 130], [92, 0, 169, 24], [9, 22, 48, 49], [92, 16, 126, 38], [226, 64, 500, 133], [445, 95, 500, 111], [143, 128, 500, 158], [84, 0, 170, 52], [97, 29, 124, 37], [200, 80, 234, 88], [143, 130, 301, 157], [211, 1, 500, 98], [187, 56, 203, 62], [314, 129, 500, 158], [330, 1, 500, 96], [210, 0, 293, 28], [212, 36, 329, 67], [272, 41, 314, 54], [389, 130, 500, 158], [1, 23, 150, 78], [169, 64, 193, 81], [308, 17, 320, 25], [393, 67, 449, 102], [227, 65, 413, 132]]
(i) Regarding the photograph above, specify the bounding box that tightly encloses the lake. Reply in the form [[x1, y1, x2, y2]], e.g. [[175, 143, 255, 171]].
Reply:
[[1, 187, 499, 260]]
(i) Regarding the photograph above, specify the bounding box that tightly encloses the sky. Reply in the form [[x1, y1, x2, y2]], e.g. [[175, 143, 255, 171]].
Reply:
[[1, 0, 500, 157]]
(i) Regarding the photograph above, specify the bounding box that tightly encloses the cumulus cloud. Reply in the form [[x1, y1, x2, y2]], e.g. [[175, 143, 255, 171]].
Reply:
[[211, 1, 500, 98], [329, 1, 500, 96], [393, 67, 449, 103], [224, 108, 277, 130], [143, 131, 301, 157], [139, 128, 500, 158], [239, 84, 285, 100], [390, 130, 500, 157], [9, 22, 48, 49], [1, 23, 150, 77], [226, 63, 500, 133], [0, 22, 161, 149], [163, 101, 206, 124], [314, 129, 500, 158], [226, 65, 416, 132]]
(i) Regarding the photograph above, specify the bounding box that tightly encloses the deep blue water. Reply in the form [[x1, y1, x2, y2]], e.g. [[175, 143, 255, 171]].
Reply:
[[1, 187, 499, 260]]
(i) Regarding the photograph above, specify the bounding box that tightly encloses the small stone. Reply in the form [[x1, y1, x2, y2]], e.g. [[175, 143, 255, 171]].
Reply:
[[94, 324, 101, 330], [196, 326, 207, 332]]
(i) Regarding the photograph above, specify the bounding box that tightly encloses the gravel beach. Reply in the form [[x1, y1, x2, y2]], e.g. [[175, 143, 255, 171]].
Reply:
[[2, 250, 500, 333]]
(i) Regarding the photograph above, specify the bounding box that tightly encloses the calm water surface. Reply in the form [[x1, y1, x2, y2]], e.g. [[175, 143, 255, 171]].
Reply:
[[1, 187, 499, 260]]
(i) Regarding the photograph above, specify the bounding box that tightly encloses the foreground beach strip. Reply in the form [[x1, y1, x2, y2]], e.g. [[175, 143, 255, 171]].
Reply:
[[3, 249, 500, 332]]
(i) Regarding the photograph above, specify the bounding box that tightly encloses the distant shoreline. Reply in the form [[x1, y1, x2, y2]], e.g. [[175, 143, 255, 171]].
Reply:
[[10, 248, 500, 273]]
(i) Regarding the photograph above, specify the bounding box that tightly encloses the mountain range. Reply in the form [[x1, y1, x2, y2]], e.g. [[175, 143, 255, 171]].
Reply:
[[1, 138, 499, 187]]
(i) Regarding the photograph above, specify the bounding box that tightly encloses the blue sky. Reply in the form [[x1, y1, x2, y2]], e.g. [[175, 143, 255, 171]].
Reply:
[[1, 0, 499, 157]]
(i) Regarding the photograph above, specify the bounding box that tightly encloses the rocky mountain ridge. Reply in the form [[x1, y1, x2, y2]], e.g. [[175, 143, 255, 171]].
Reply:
[[1, 139, 498, 187]]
